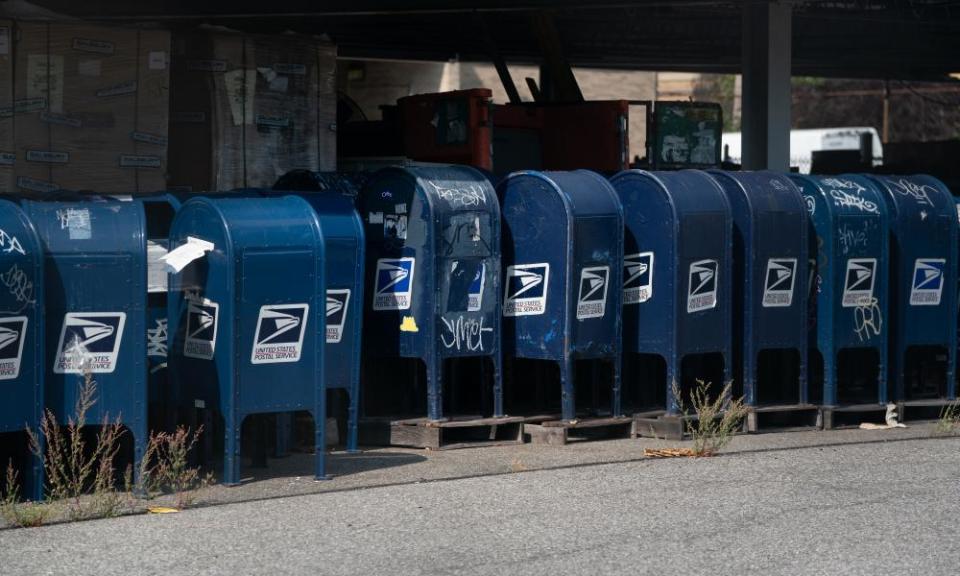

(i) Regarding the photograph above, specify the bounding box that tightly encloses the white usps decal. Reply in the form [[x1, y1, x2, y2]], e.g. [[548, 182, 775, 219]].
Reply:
[[842, 258, 877, 307], [373, 258, 415, 311], [687, 259, 718, 313], [325, 289, 351, 343], [623, 252, 654, 305], [909, 258, 945, 306], [576, 266, 610, 320], [54, 312, 126, 374], [251, 304, 309, 364], [503, 263, 550, 317], [762, 258, 797, 308], [0, 316, 28, 380], [183, 300, 219, 360]]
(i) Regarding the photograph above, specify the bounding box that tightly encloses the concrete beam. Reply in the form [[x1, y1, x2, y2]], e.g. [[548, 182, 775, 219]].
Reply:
[[741, 2, 792, 171]]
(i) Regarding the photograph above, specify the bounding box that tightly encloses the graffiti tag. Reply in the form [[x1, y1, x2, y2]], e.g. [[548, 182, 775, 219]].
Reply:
[[440, 315, 492, 352], [854, 297, 882, 342], [0, 229, 25, 255]]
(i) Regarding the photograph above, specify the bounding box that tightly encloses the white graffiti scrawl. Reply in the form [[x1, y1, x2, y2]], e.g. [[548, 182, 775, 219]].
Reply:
[[1, 264, 35, 312], [854, 297, 883, 342], [429, 182, 488, 209], [0, 229, 25, 255], [440, 315, 492, 352], [887, 178, 935, 207]]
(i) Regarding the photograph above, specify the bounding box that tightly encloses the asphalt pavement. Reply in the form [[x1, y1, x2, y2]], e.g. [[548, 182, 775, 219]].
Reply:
[[1, 431, 959, 575]]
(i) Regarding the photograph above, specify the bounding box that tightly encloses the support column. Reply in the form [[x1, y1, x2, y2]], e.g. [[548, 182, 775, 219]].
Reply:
[[741, 2, 792, 171]]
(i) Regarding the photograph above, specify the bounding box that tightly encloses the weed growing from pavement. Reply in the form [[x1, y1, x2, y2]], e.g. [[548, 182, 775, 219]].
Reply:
[[26, 371, 126, 520], [2, 368, 214, 527], [137, 426, 214, 510], [934, 401, 960, 436], [1, 461, 54, 528], [672, 380, 748, 457]]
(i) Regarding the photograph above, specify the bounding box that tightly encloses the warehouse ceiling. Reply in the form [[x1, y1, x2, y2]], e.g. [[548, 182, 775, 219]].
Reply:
[[5, 0, 960, 81]]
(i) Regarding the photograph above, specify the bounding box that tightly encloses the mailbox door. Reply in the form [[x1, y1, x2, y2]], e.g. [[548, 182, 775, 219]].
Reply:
[[571, 215, 621, 357], [239, 249, 319, 414], [361, 172, 422, 358], [437, 210, 498, 358], [676, 213, 728, 354], [500, 175, 568, 361]]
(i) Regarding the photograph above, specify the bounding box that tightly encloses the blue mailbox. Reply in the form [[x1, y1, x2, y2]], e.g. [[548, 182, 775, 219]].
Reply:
[[274, 170, 367, 204], [359, 166, 503, 424], [709, 171, 810, 419], [139, 194, 182, 430], [789, 175, 889, 414], [868, 174, 957, 405], [267, 185, 365, 453], [609, 170, 732, 414], [167, 196, 327, 484], [22, 199, 148, 475], [498, 170, 623, 422], [0, 200, 44, 501]]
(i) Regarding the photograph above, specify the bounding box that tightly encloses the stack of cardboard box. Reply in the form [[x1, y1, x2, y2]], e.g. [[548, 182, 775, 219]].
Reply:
[[168, 30, 337, 192], [8, 21, 170, 195]]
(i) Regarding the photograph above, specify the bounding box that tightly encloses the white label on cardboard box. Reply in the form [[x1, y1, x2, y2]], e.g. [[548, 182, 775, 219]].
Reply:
[[27, 55, 64, 114], [268, 76, 289, 93], [26, 150, 69, 164], [0, 152, 14, 166], [171, 112, 206, 124], [13, 97, 47, 114], [78, 59, 102, 77], [131, 131, 168, 146], [119, 154, 161, 168], [255, 114, 290, 128], [96, 81, 137, 98], [0, 27, 9, 55], [272, 63, 307, 76], [188, 59, 227, 73], [18, 176, 58, 193], [148, 51, 167, 70], [225, 69, 255, 126], [72, 38, 115, 55], [40, 112, 83, 128]]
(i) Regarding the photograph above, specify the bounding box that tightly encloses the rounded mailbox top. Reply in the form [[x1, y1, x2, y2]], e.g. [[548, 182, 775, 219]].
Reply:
[[610, 169, 729, 218], [789, 174, 888, 223], [273, 170, 366, 199], [176, 195, 323, 253], [363, 165, 498, 215], [864, 174, 955, 226], [498, 170, 622, 219], [708, 170, 805, 216]]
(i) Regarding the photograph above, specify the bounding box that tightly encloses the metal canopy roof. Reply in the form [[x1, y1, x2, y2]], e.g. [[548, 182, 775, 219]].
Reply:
[[13, 0, 960, 80]]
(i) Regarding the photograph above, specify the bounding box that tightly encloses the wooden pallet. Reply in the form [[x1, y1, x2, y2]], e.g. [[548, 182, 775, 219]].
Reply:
[[633, 411, 685, 441], [819, 403, 890, 430], [523, 416, 634, 446], [746, 404, 821, 433], [377, 416, 526, 450], [896, 398, 960, 423]]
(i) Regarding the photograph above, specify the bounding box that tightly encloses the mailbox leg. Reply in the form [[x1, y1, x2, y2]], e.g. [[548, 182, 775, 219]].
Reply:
[[823, 352, 838, 407], [27, 434, 44, 502], [947, 343, 957, 401], [427, 359, 444, 422], [799, 345, 809, 405], [224, 416, 241, 486], [560, 357, 575, 422], [877, 346, 888, 405], [314, 405, 329, 481], [611, 358, 622, 418], [132, 421, 147, 490], [346, 390, 360, 453], [666, 355, 680, 415], [492, 352, 504, 418]]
